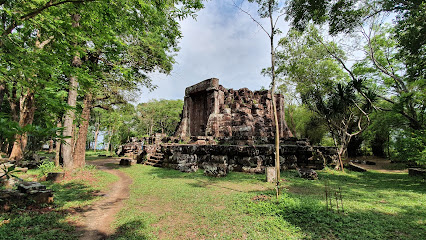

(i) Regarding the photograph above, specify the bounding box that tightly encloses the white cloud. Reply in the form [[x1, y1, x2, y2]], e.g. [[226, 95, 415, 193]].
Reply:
[[138, 0, 290, 103]]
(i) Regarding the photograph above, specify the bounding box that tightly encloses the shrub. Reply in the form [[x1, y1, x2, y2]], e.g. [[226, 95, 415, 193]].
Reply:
[[392, 130, 426, 166], [38, 160, 63, 177]]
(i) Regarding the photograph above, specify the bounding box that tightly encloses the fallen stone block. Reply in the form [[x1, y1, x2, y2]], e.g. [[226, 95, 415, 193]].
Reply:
[[266, 167, 276, 183], [203, 163, 228, 177], [17, 182, 46, 193], [119, 158, 133, 166], [297, 168, 318, 180], [28, 189, 54, 204], [408, 168, 426, 177]]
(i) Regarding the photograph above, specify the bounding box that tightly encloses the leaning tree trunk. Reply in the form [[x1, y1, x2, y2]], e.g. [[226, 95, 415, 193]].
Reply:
[[9, 89, 36, 161], [73, 93, 92, 168]]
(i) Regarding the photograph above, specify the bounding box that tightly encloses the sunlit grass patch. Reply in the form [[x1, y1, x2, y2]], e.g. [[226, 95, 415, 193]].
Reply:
[[111, 165, 425, 240]]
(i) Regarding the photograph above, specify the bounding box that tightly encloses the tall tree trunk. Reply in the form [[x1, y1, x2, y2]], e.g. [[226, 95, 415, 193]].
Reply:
[[93, 122, 99, 151], [55, 120, 62, 167], [267, 2, 281, 197], [48, 139, 54, 153], [73, 93, 92, 168], [61, 13, 81, 170], [0, 82, 5, 112], [9, 89, 36, 161], [105, 127, 111, 151], [61, 76, 78, 169], [73, 121, 78, 151], [107, 129, 114, 153]]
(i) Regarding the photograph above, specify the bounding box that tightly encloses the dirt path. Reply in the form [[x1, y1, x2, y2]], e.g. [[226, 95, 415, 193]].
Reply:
[[79, 159, 132, 240], [346, 156, 408, 173]]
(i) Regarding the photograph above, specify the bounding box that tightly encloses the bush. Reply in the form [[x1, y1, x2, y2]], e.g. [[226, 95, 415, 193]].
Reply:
[[38, 160, 63, 177], [392, 130, 426, 166]]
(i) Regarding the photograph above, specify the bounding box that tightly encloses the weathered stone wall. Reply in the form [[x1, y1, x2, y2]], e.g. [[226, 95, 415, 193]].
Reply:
[[175, 78, 293, 144], [155, 141, 337, 176]]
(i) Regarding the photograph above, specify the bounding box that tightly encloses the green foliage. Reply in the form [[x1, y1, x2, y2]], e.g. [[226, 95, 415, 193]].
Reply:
[[136, 99, 184, 136], [277, 26, 376, 156], [0, 164, 22, 181], [285, 105, 328, 145], [0, 0, 204, 159], [286, 0, 425, 133], [0, 113, 21, 146], [37, 160, 63, 177], [276, 26, 349, 99], [392, 130, 426, 166]]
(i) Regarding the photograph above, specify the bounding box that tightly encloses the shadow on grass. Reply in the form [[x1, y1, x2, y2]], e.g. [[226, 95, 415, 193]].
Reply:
[[104, 163, 133, 169], [0, 182, 100, 240], [144, 165, 266, 184], [237, 186, 425, 240], [46, 182, 100, 208], [142, 165, 425, 194], [280, 198, 424, 239], [0, 210, 78, 240], [308, 170, 424, 194], [107, 220, 152, 240]]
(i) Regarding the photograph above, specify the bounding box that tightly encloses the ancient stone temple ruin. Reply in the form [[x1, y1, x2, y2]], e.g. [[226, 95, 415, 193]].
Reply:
[[174, 78, 293, 144], [127, 78, 338, 177]]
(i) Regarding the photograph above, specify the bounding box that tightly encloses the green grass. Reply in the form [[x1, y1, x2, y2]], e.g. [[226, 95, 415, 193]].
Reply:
[[110, 166, 425, 240], [0, 166, 118, 240], [85, 150, 116, 161]]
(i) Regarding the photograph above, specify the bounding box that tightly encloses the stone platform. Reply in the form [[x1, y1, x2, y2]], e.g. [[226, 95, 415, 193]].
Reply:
[[139, 142, 337, 177]]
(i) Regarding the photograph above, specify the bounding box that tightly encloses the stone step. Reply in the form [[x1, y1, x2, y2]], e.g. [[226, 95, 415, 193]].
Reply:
[[145, 161, 162, 167], [147, 159, 162, 163], [150, 155, 163, 160]]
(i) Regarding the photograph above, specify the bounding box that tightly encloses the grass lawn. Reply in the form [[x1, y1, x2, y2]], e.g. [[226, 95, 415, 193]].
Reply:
[[110, 165, 425, 240], [0, 166, 118, 240]]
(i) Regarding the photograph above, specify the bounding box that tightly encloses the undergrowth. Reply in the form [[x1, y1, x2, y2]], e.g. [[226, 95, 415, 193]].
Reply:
[[0, 165, 118, 240]]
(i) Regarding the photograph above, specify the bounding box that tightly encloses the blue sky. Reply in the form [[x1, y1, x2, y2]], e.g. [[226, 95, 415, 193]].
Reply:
[[137, 0, 290, 103]]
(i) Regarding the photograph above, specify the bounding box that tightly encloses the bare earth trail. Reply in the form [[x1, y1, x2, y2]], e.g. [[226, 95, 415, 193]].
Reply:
[[79, 158, 132, 240]]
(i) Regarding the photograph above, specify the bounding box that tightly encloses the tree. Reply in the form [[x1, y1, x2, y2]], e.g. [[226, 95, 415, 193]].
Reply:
[[284, 104, 328, 145], [136, 99, 184, 137], [285, 1, 425, 164], [236, 0, 293, 196], [1, 0, 204, 169], [286, 0, 425, 131], [276, 26, 377, 169]]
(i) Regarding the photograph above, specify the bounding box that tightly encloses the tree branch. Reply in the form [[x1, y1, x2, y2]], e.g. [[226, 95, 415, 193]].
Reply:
[[3, 0, 97, 36], [233, 1, 271, 38], [360, 27, 407, 92]]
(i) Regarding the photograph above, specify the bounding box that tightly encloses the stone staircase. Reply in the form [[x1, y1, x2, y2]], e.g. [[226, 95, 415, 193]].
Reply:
[[144, 147, 164, 167]]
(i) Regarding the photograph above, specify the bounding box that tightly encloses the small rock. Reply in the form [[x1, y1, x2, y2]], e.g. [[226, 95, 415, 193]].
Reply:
[[119, 158, 132, 166], [297, 168, 318, 180], [408, 168, 426, 177], [17, 182, 46, 193]]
